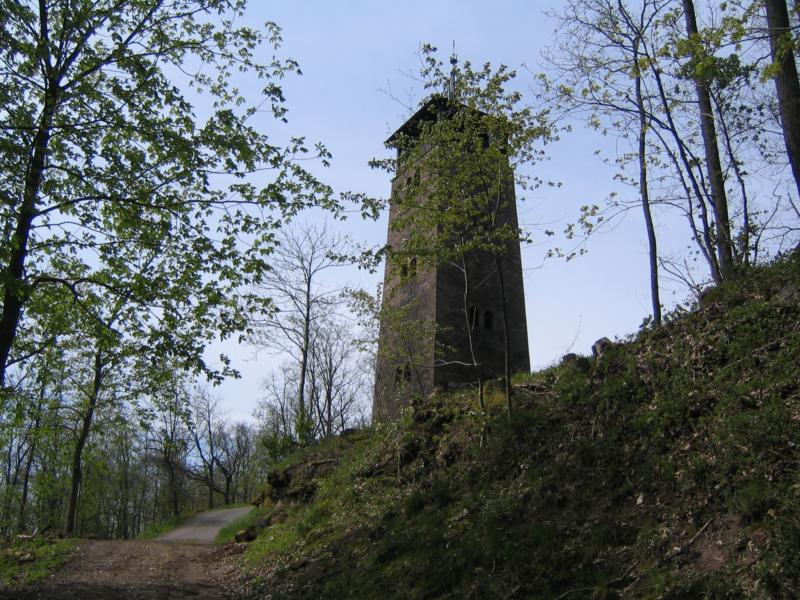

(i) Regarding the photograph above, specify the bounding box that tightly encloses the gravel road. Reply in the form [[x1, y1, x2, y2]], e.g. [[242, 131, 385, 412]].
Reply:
[[157, 506, 252, 543]]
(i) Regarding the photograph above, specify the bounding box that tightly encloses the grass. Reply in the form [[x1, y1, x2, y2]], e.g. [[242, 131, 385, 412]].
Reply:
[[138, 513, 192, 539], [0, 537, 75, 589], [215, 507, 262, 543]]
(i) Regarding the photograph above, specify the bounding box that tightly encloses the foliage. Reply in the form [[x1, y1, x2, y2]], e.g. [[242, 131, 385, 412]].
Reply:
[[0, 363, 268, 538], [0, 0, 350, 389], [241, 252, 800, 598], [0, 2, 364, 540]]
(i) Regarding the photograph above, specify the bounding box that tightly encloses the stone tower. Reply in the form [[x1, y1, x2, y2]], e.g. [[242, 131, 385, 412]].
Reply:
[[372, 95, 531, 421]]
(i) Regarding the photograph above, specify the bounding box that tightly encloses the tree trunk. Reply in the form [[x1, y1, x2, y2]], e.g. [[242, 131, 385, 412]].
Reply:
[[207, 464, 214, 509], [325, 364, 333, 438], [120, 450, 129, 539], [493, 255, 513, 419], [0, 86, 59, 385], [765, 0, 800, 199], [460, 254, 484, 414], [682, 0, 735, 279], [647, 52, 722, 284], [168, 465, 180, 518], [714, 93, 752, 265], [634, 42, 662, 325], [65, 350, 104, 535], [17, 415, 40, 533]]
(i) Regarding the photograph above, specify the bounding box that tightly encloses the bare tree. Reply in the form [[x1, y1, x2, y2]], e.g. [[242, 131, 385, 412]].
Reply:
[[213, 422, 245, 504], [308, 319, 369, 438], [251, 223, 348, 442], [188, 388, 225, 509]]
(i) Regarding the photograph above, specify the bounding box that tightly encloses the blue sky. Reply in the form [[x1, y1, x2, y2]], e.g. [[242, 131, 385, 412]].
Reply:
[[210, 0, 683, 421]]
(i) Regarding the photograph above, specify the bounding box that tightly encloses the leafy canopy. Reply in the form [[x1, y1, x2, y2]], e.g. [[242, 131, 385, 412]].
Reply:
[[0, 1, 344, 383]]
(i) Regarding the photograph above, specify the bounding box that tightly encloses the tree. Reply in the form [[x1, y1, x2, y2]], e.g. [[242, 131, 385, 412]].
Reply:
[[681, 0, 736, 278], [764, 0, 800, 198], [630, 7, 663, 324], [188, 387, 225, 509], [540, 0, 797, 297], [0, 1, 339, 388], [250, 222, 348, 441], [214, 422, 254, 504], [151, 383, 192, 520], [307, 318, 369, 437]]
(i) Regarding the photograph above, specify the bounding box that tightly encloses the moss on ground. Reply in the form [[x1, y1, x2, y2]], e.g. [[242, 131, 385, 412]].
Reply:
[[243, 252, 800, 599]]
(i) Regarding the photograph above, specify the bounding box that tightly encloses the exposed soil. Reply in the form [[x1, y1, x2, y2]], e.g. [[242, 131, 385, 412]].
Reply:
[[7, 508, 253, 600]]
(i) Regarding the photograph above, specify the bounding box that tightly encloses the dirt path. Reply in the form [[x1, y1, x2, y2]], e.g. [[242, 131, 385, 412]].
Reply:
[[158, 506, 251, 544], [9, 508, 253, 600]]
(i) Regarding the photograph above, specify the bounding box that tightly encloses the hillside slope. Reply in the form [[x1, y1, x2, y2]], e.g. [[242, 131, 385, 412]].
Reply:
[[242, 253, 800, 599]]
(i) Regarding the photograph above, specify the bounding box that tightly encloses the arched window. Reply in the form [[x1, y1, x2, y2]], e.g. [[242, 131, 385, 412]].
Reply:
[[483, 310, 493, 330], [400, 256, 416, 282]]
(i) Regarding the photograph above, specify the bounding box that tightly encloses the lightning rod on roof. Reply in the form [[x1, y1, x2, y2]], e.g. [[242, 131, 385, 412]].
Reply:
[[448, 42, 457, 101]]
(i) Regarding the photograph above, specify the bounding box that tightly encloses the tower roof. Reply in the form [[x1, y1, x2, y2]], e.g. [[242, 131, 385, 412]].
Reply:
[[385, 95, 494, 147], [385, 95, 455, 146]]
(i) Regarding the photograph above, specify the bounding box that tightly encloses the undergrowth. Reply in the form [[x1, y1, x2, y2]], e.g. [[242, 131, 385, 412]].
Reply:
[[0, 537, 75, 590]]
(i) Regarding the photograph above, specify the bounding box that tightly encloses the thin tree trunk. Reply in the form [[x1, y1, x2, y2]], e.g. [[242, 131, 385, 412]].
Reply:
[[17, 413, 41, 533], [297, 283, 312, 441], [682, 0, 735, 278], [120, 449, 129, 539], [206, 426, 215, 509], [17, 449, 35, 533], [460, 253, 484, 414], [765, 0, 800, 199], [714, 93, 752, 265], [646, 49, 722, 283], [65, 350, 104, 535], [168, 465, 179, 517], [493, 256, 513, 419], [634, 41, 662, 325], [325, 384, 332, 438]]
